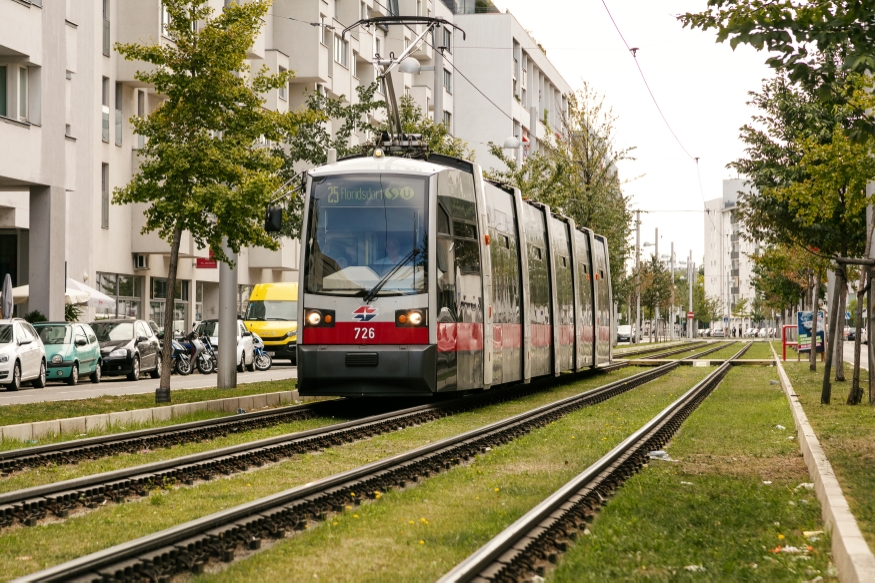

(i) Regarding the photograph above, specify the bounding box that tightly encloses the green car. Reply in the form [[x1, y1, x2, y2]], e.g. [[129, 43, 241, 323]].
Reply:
[[32, 322, 102, 385]]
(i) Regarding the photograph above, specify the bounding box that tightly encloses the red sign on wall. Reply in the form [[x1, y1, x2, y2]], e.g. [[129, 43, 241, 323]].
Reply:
[[197, 249, 217, 269]]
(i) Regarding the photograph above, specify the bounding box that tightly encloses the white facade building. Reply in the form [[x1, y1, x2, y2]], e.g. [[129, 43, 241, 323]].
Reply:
[[0, 0, 570, 330], [703, 179, 759, 330]]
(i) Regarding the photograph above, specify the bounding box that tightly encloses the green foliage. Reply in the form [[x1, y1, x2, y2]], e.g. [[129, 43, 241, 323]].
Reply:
[[680, 1, 875, 102], [113, 0, 313, 266], [394, 95, 475, 160], [692, 272, 722, 324], [64, 304, 83, 323], [732, 296, 750, 319], [23, 310, 47, 324], [485, 83, 635, 296], [638, 256, 672, 319], [731, 72, 875, 259]]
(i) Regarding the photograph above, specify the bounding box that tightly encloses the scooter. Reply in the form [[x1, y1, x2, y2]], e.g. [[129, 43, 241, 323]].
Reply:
[[180, 332, 214, 375], [171, 338, 192, 376], [200, 335, 219, 374], [252, 333, 272, 371]]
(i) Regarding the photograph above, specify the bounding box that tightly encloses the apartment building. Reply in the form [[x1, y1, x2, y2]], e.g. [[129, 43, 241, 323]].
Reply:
[[703, 179, 759, 328], [0, 0, 572, 330]]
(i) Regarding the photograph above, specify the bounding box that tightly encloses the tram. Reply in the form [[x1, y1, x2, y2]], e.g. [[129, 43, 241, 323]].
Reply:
[[295, 152, 614, 397]]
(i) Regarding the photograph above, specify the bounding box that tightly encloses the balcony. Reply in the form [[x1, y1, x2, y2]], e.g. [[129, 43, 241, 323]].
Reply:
[[248, 239, 300, 271], [116, 0, 163, 84]]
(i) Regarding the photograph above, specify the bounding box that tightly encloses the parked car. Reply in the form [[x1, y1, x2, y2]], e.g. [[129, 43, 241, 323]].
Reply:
[[89, 319, 162, 381], [862, 327, 868, 345], [244, 283, 298, 365], [32, 322, 101, 385], [195, 319, 255, 372], [616, 324, 634, 343], [0, 319, 47, 391]]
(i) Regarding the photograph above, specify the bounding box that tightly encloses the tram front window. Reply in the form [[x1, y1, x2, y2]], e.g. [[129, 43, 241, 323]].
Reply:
[[304, 174, 428, 296]]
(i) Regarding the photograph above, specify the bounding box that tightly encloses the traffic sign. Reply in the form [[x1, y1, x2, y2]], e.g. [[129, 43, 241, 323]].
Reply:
[[687, 311, 694, 318]]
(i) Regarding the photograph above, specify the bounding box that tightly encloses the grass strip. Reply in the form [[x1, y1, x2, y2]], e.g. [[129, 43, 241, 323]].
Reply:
[[660, 342, 732, 361], [614, 341, 690, 355], [782, 361, 875, 552], [0, 366, 658, 579], [192, 368, 716, 582], [704, 342, 747, 360], [740, 341, 777, 360], [0, 379, 298, 428], [549, 365, 833, 582]]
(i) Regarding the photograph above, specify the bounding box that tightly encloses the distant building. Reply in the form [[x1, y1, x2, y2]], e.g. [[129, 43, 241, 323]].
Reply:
[[703, 179, 760, 328]]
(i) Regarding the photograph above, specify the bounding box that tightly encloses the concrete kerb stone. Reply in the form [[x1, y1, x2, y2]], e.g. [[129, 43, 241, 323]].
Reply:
[[0, 390, 292, 444], [31, 420, 62, 439], [771, 344, 875, 583]]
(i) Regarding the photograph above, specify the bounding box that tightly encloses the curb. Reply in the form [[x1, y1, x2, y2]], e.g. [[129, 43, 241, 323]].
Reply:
[[771, 344, 875, 582], [0, 390, 300, 444]]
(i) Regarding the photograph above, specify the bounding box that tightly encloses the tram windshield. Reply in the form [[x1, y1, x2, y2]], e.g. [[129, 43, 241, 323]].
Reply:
[[304, 174, 428, 296]]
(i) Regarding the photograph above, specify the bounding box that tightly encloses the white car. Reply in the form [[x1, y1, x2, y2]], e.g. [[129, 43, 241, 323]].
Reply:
[[0, 319, 48, 391], [195, 319, 255, 372]]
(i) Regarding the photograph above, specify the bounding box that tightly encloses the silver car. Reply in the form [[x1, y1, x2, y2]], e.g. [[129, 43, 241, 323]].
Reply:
[[195, 319, 255, 372]]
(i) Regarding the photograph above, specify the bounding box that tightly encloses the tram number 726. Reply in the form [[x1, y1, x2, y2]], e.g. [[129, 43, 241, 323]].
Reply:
[[354, 327, 376, 340]]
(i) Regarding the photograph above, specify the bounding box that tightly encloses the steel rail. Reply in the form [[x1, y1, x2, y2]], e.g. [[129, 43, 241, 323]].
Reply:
[[14, 360, 692, 583], [439, 341, 753, 583], [614, 340, 704, 359], [637, 340, 723, 360], [0, 364, 626, 530]]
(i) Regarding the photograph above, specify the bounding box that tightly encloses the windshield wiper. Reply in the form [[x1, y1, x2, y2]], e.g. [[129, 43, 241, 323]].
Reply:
[[362, 248, 418, 304]]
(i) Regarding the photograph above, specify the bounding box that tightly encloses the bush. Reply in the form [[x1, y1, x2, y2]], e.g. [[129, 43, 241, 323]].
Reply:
[[24, 310, 48, 323]]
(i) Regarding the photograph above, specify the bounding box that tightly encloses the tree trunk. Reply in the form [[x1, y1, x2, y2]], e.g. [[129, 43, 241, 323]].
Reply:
[[157, 225, 184, 401], [810, 271, 820, 372], [835, 281, 847, 381], [821, 267, 844, 404], [849, 272, 866, 404]]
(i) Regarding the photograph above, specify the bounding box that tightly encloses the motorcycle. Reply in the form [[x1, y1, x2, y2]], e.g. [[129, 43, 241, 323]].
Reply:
[[180, 332, 214, 375], [252, 333, 272, 371], [171, 338, 192, 376], [200, 334, 219, 374]]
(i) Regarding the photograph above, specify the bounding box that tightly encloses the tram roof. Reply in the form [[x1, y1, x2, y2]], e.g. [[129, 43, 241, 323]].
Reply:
[[309, 154, 468, 177]]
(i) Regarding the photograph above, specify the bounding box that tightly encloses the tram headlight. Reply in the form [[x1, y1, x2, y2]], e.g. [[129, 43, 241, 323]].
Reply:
[[396, 309, 427, 327], [304, 309, 335, 327]]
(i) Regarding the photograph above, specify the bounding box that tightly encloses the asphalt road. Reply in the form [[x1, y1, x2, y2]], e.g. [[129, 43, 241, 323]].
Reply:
[[0, 363, 298, 406]]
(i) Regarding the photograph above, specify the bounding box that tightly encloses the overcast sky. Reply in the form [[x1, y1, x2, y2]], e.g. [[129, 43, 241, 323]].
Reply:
[[489, 0, 774, 270]]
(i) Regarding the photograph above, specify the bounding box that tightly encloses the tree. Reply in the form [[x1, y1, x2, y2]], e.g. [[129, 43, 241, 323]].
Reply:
[[639, 256, 672, 340], [733, 297, 750, 322], [486, 83, 635, 298], [394, 95, 474, 159], [114, 0, 311, 399]]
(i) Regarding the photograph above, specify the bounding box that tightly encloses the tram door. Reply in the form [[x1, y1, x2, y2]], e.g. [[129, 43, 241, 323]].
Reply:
[[523, 204, 551, 378], [592, 235, 611, 365], [550, 217, 574, 372], [435, 169, 484, 391], [575, 230, 595, 368], [485, 184, 522, 385]]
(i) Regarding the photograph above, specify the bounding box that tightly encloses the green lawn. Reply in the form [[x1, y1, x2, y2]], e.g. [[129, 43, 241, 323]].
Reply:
[[782, 360, 875, 552], [0, 378, 297, 428], [550, 365, 833, 582], [739, 341, 776, 360]]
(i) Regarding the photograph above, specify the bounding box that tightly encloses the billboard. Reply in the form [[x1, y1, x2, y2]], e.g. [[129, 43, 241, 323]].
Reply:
[[797, 310, 825, 353]]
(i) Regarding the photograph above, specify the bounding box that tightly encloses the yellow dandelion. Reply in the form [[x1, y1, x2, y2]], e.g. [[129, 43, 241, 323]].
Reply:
[[421, 517, 428, 524], [409, 520, 415, 525], [375, 492, 381, 499], [350, 492, 356, 497], [346, 505, 352, 510], [778, 534, 785, 540], [494, 487, 500, 492], [572, 436, 575, 439], [354, 514, 360, 519], [476, 496, 480, 500], [333, 521, 338, 526], [419, 540, 425, 545]]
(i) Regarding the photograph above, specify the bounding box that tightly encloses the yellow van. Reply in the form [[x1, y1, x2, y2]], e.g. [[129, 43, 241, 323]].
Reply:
[[243, 283, 298, 364]]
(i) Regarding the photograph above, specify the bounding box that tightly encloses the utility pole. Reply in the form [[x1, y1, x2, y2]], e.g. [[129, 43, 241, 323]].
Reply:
[[688, 250, 694, 339], [670, 241, 675, 341], [654, 227, 659, 342], [217, 238, 238, 389], [635, 210, 641, 344]]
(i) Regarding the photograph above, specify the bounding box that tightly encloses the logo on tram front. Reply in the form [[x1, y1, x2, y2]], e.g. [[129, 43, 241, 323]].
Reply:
[[352, 306, 378, 322]]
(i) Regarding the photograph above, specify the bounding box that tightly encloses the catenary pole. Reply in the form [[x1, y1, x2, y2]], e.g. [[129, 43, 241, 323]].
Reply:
[[635, 210, 641, 344], [217, 238, 238, 389], [689, 250, 693, 338], [654, 228, 659, 342]]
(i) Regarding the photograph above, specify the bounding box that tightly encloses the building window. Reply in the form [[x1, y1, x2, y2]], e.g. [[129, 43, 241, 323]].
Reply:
[[161, 4, 171, 36], [19, 67, 27, 121], [443, 68, 452, 94], [101, 77, 109, 142], [96, 273, 144, 319], [375, 36, 381, 58], [443, 110, 451, 127], [114, 83, 122, 145], [0, 65, 6, 117], [136, 90, 145, 149], [334, 35, 348, 68], [278, 66, 287, 100], [443, 27, 451, 52], [102, 0, 110, 57], [151, 278, 190, 335], [351, 51, 358, 78], [320, 15, 327, 45], [101, 163, 109, 228], [417, 0, 422, 16]]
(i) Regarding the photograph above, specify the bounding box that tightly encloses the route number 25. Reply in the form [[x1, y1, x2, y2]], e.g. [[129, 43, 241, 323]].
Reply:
[[354, 327, 375, 340]]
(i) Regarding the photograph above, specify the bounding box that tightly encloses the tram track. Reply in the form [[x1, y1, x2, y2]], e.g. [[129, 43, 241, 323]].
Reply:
[[0, 343, 732, 533], [614, 340, 705, 359], [12, 346, 741, 582], [439, 341, 754, 583]]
